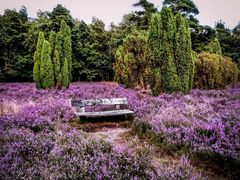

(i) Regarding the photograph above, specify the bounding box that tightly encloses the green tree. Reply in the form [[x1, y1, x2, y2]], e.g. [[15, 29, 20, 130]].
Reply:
[[53, 48, 61, 88], [71, 20, 93, 81], [62, 58, 69, 88], [0, 7, 32, 81], [207, 37, 222, 55], [113, 30, 150, 88], [40, 40, 54, 89], [131, 0, 157, 30], [53, 20, 72, 87], [49, 31, 56, 59], [148, 13, 162, 94], [175, 13, 194, 93], [149, 8, 180, 94], [48, 4, 74, 31], [88, 18, 111, 80], [33, 32, 45, 88], [163, 0, 199, 17], [59, 20, 72, 81]]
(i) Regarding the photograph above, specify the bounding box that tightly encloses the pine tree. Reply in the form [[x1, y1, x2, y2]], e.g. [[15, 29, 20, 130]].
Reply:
[[40, 40, 54, 89], [53, 31, 62, 87], [175, 13, 193, 93], [207, 37, 222, 55], [49, 31, 56, 59], [158, 8, 180, 93], [33, 32, 44, 89], [62, 58, 69, 88], [53, 49, 61, 88], [148, 13, 162, 94], [149, 8, 194, 94], [60, 20, 72, 81]]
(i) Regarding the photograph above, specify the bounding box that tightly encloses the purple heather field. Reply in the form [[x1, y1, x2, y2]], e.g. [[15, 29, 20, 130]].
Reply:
[[0, 82, 239, 179]]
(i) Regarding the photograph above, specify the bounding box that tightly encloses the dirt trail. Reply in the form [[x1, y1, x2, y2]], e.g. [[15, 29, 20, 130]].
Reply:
[[88, 127, 130, 146], [86, 127, 170, 176], [85, 126, 222, 179]]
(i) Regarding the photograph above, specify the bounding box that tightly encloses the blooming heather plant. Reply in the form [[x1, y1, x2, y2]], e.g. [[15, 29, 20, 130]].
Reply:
[[0, 82, 239, 178], [160, 156, 202, 179]]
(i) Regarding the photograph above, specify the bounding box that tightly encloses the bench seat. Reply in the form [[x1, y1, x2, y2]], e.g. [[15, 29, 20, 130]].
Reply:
[[75, 109, 134, 117]]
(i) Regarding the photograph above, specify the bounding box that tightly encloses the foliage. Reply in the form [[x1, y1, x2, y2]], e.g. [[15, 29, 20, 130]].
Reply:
[[33, 20, 72, 89], [88, 18, 112, 81], [195, 52, 238, 89], [0, 2, 239, 85], [113, 30, 150, 88], [59, 20, 72, 83], [207, 37, 222, 55], [71, 20, 92, 81], [215, 21, 240, 71], [163, 0, 199, 17], [40, 40, 54, 89], [62, 58, 69, 88], [48, 4, 74, 31], [175, 13, 194, 93], [33, 32, 45, 88], [130, 0, 157, 30], [148, 9, 194, 94], [0, 6, 32, 81], [158, 8, 180, 93]]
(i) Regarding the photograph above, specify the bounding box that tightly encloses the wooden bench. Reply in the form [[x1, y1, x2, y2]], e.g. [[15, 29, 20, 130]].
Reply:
[[71, 98, 134, 117]]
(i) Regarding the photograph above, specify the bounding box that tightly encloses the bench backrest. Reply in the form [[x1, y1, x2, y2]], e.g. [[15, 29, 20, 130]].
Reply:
[[71, 98, 128, 107]]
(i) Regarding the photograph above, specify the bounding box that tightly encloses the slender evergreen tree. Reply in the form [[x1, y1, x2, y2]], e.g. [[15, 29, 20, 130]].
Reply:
[[148, 13, 162, 94], [158, 8, 180, 93], [62, 58, 69, 88], [175, 13, 193, 93], [53, 49, 61, 88], [207, 37, 222, 55], [40, 40, 54, 89], [149, 8, 194, 94], [33, 32, 44, 89], [60, 20, 72, 82]]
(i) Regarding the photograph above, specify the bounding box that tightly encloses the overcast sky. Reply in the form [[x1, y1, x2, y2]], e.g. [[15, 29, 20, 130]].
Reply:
[[0, 0, 240, 29]]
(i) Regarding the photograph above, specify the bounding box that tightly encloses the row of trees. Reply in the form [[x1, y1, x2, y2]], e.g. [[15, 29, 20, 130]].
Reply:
[[114, 8, 194, 95], [33, 20, 72, 89], [0, 0, 239, 91]]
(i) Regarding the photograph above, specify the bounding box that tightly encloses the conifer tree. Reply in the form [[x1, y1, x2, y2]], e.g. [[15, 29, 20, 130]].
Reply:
[[33, 32, 44, 89], [60, 20, 72, 82], [40, 40, 54, 89], [207, 37, 222, 55], [148, 8, 194, 94], [175, 13, 193, 93], [53, 49, 61, 88], [113, 31, 149, 88], [155, 8, 180, 93], [62, 58, 69, 88], [49, 31, 56, 59], [148, 13, 162, 94]]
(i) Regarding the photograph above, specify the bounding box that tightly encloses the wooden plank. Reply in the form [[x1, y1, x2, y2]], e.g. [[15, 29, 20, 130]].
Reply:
[[75, 109, 134, 117], [72, 98, 128, 107]]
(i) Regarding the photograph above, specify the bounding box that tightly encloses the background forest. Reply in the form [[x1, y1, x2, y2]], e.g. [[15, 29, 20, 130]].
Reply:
[[0, 0, 239, 88]]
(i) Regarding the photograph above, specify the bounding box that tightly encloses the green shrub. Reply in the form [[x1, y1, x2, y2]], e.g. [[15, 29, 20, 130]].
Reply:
[[195, 52, 238, 89]]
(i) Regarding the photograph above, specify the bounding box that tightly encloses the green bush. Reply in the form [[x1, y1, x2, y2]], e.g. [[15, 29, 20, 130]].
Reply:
[[195, 52, 238, 89], [113, 31, 149, 88]]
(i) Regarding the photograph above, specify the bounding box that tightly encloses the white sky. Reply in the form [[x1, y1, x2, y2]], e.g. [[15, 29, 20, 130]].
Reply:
[[0, 0, 240, 29]]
